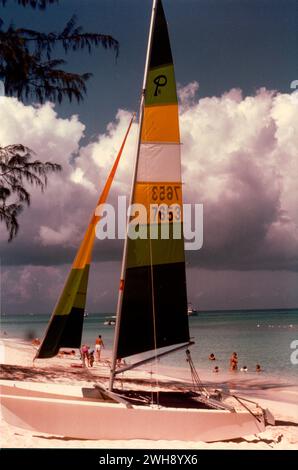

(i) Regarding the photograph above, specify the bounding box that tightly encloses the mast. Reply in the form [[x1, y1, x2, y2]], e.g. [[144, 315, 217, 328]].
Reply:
[[109, 0, 158, 391]]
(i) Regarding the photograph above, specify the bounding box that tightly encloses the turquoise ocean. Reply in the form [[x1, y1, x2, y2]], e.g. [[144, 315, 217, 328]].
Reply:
[[1, 309, 297, 381]]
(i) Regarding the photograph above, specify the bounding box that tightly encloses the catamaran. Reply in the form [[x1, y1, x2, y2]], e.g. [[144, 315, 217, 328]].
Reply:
[[0, 0, 274, 442]]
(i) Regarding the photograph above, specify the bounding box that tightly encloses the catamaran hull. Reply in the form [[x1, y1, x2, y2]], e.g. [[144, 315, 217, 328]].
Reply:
[[1, 381, 266, 442]]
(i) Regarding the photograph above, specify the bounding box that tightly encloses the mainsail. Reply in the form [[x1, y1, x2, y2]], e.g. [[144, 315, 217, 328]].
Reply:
[[114, 0, 189, 361], [36, 116, 134, 359]]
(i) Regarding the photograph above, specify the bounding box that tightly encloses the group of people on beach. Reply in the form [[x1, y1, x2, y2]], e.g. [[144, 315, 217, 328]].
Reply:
[[208, 352, 262, 373], [80, 335, 104, 367]]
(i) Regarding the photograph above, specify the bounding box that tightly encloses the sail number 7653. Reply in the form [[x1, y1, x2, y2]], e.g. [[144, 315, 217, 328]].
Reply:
[[151, 185, 180, 202]]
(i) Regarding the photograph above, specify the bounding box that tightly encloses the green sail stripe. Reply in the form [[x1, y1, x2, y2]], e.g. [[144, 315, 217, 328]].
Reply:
[[126, 223, 184, 268], [52, 265, 90, 316], [72, 265, 90, 309], [145, 65, 177, 106]]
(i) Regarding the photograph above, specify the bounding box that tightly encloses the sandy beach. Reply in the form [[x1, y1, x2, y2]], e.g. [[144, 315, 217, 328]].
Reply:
[[0, 338, 297, 449]]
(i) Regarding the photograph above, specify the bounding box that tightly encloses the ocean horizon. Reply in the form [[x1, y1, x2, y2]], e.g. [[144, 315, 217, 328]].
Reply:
[[1, 308, 297, 382]]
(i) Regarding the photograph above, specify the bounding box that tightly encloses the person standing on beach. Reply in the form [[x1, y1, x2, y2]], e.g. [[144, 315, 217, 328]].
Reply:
[[95, 335, 104, 362], [229, 352, 238, 371], [80, 344, 89, 367]]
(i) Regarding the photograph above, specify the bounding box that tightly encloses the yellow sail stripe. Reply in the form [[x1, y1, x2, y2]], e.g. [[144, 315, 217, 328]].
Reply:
[[131, 182, 182, 225], [141, 104, 180, 143], [133, 182, 182, 207]]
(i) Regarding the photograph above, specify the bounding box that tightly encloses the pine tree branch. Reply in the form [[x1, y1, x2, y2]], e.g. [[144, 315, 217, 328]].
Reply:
[[0, 15, 119, 103], [0, 145, 61, 240], [0, 0, 58, 9]]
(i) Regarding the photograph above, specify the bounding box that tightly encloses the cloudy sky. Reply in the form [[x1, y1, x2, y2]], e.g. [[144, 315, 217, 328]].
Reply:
[[1, 0, 297, 314]]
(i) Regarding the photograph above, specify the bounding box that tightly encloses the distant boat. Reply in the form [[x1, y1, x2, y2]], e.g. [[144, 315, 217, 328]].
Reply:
[[187, 303, 198, 316], [104, 316, 116, 326]]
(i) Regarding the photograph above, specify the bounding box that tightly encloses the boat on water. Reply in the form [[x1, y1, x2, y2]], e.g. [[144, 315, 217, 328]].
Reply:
[[187, 303, 199, 316], [0, 0, 274, 442], [104, 316, 116, 326]]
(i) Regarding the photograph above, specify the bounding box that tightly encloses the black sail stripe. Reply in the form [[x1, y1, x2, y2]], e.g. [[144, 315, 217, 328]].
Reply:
[[37, 307, 85, 358], [36, 265, 89, 358], [117, 262, 189, 359], [149, 0, 173, 69]]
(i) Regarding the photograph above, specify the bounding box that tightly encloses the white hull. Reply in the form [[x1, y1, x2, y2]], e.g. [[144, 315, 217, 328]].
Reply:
[[1, 380, 266, 442]]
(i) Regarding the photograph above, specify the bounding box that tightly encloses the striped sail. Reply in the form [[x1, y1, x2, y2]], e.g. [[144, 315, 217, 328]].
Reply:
[[36, 117, 134, 359], [116, 0, 189, 359]]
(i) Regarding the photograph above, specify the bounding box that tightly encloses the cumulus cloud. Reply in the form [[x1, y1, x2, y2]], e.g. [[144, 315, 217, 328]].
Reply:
[[1, 87, 298, 274], [0, 99, 136, 264], [178, 81, 199, 112], [0, 97, 86, 253], [1, 262, 120, 314], [1, 265, 66, 307], [0, 98, 85, 166], [39, 224, 79, 247], [76, 109, 137, 195], [179, 84, 298, 271]]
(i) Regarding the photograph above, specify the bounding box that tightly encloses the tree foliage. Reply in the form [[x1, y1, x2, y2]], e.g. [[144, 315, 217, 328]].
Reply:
[[0, 2, 119, 103], [1, 0, 58, 9], [0, 0, 118, 240], [0, 145, 61, 241]]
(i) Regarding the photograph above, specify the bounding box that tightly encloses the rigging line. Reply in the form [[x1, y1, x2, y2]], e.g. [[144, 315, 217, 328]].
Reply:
[[142, 47, 159, 402], [114, 342, 194, 375], [186, 349, 209, 395], [146, 160, 160, 406], [217, 390, 264, 423], [232, 395, 263, 423], [150, 363, 154, 406], [143, 0, 159, 408]]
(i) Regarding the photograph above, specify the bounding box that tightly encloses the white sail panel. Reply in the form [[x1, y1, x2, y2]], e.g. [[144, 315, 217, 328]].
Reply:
[[137, 143, 181, 182]]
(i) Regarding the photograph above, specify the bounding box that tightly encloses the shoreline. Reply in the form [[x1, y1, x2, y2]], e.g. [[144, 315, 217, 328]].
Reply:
[[1, 336, 296, 391], [1, 338, 298, 449]]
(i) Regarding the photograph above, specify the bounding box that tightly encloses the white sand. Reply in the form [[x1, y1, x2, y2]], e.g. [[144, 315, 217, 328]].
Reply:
[[1, 338, 298, 449]]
